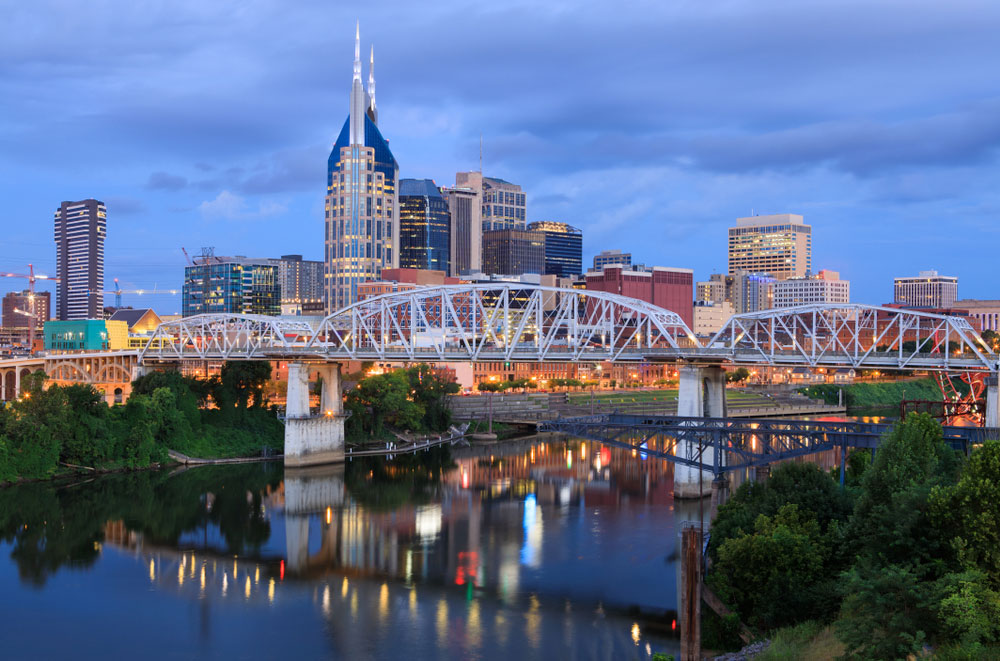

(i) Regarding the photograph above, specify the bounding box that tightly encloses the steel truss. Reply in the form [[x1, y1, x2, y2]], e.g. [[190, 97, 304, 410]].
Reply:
[[540, 413, 993, 476], [707, 303, 996, 372], [137, 290, 999, 374]]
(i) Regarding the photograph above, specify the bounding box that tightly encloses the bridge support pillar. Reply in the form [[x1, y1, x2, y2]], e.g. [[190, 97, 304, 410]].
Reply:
[[710, 476, 729, 522], [130, 365, 151, 382], [986, 376, 999, 429], [675, 365, 726, 498], [284, 362, 346, 467]]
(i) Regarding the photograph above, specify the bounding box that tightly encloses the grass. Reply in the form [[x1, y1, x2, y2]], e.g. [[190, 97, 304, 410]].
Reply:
[[756, 621, 843, 661]]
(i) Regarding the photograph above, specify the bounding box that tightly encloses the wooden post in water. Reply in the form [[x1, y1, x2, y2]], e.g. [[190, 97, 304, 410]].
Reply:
[[680, 524, 702, 661]]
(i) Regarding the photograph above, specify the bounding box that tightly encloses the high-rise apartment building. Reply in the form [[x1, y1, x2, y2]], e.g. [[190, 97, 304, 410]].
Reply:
[[894, 270, 957, 309], [728, 214, 811, 280], [442, 185, 482, 277], [772, 270, 850, 307], [325, 25, 399, 311], [267, 255, 324, 311], [482, 229, 545, 277], [585, 265, 694, 329], [54, 199, 106, 320], [527, 221, 582, 277], [182, 254, 280, 317], [398, 179, 450, 273], [593, 250, 632, 271], [455, 171, 526, 231]]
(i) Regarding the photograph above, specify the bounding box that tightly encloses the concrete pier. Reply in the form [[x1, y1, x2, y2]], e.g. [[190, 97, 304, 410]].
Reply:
[[986, 376, 998, 429], [674, 365, 726, 498], [284, 362, 347, 467]]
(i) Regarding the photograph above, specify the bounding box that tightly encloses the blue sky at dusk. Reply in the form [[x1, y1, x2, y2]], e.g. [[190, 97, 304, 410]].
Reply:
[[3, 0, 1000, 314]]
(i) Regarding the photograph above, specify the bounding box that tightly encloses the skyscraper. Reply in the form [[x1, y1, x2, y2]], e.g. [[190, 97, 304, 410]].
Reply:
[[267, 255, 324, 313], [482, 229, 545, 277], [527, 221, 582, 277], [442, 185, 482, 276], [398, 179, 450, 273], [325, 25, 399, 311], [54, 199, 106, 320], [455, 171, 526, 231], [727, 214, 811, 280]]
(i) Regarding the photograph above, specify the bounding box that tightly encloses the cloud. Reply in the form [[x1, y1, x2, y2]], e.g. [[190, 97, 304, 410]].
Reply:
[[146, 171, 188, 191], [198, 190, 286, 220]]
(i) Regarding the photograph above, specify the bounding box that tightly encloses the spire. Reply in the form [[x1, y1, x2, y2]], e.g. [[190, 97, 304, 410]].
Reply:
[[368, 45, 376, 110], [353, 21, 361, 81]]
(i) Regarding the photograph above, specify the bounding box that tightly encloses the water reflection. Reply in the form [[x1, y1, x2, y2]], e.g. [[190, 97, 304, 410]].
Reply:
[[0, 441, 682, 659]]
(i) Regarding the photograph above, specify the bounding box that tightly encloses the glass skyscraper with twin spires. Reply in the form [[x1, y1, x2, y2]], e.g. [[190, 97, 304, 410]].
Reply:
[[324, 25, 399, 311]]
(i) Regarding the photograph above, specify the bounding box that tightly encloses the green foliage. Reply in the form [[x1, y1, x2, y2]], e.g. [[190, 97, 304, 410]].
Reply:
[[835, 561, 933, 660], [726, 367, 751, 383], [709, 505, 834, 630], [935, 569, 1000, 649], [799, 378, 941, 408], [345, 369, 425, 440], [406, 365, 460, 431], [931, 440, 1000, 584], [830, 448, 871, 489]]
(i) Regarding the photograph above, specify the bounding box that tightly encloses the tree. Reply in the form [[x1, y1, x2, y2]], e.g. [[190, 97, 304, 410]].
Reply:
[[345, 370, 424, 439], [218, 361, 272, 410], [982, 329, 1000, 352], [709, 504, 830, 630], [406, 364, 459, 431], [931, 440, 1000, 586], [726, 367, 751, 383]]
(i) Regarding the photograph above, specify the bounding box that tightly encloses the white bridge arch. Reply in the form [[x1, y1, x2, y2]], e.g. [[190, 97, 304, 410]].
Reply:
[[136, 287, 999, 373], [140, 284, 697, 363]]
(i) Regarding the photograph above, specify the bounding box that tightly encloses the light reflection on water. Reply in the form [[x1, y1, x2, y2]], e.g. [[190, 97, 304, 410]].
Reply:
[[0, 437, 685, 660]]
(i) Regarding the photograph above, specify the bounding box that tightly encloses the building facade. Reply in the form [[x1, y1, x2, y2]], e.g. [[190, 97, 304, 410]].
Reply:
[[482, 229, 545, 277], [1, 290, 51, 334], [693, 300, 734, 336], [584, 265, 694, 329], [728, 214, 811, 280], [182, 256, 280, 317], [772, 270, 850, 307], [267, 255, 324, 311], [442, 186, 482, 277], [44, 319, 127, 352], [325, 26, 399, 311], [398, 179, 451, 273], [955, 299, 1000, 333], [894, 270, 958, 309], [54, 199, 106, 320], [592, 249, 632, 271], [732, 272, 775, 314], [527, 221, 582, 277], [455, 172, 526, 231], [695, 273, 735, 305]]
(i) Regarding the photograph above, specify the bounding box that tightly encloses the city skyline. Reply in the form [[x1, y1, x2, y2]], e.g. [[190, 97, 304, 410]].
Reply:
[[3, 2, 1000, 313]]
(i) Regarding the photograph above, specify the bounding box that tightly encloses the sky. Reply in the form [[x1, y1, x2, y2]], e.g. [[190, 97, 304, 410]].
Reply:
[[3, 0, 1000, 314]]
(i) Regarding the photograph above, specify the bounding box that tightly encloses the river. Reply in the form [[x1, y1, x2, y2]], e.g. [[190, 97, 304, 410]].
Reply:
[[0, 438, 697, 660]]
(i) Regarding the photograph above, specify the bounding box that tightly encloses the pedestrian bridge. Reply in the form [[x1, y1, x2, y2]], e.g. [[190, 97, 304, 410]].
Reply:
[[137, 284, 999, 373]]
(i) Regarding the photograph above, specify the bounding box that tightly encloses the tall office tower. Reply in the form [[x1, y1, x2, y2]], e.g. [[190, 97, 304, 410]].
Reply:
[[728, 213, 811, 280], [398, 179, 451, 273], [267, 255, 324, 311], [182, 254, 280, 317], [482, 228, 545, 276], [592, 249, 632, 271], [455, 171, 526, 231], [894, 270, 958, 309], [773, 270, 850, 307], [54, 199, 106, 320], [527, 221, 582, 277], [325, 25, 399, 311], [442, 186, 482, 276]]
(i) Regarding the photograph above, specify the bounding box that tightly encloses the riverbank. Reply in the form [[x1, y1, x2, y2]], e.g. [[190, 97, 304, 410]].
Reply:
[[798, 378, 942, 410]]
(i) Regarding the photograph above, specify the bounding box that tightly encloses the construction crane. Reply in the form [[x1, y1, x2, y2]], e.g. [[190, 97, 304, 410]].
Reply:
[[0, 264, 59, 336], [89, 278, 181, 308]]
